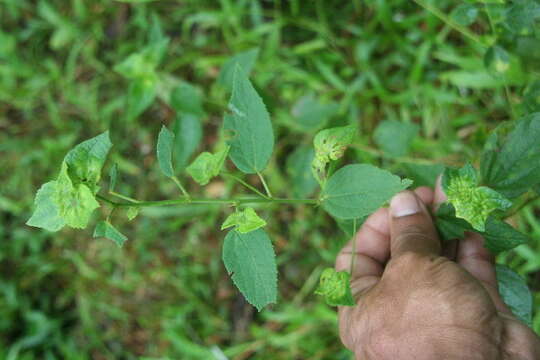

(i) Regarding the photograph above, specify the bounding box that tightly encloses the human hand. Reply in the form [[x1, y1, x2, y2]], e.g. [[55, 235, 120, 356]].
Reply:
[[336, 185, 540, 359]]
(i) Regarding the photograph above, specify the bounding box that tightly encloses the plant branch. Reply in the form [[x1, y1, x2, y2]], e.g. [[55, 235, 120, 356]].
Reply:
[[257, 172, 273, 198], [221, 172, 269, 199], [109, 191, 140, 203], [412, 0, 486, 47], [172, 175, 190, 199], [96, 194, 318, 208]]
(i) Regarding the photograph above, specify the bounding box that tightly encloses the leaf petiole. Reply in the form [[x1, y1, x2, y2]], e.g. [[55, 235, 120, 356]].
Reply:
[[257, 172, 273, 198], [222, 172, 269, 199]]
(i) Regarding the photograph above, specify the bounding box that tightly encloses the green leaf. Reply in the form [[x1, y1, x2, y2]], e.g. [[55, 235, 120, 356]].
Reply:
[[170, 82, 204, 116], [482, 217, 530, 254], [291, 94, 339, 131], [54, 162, 100, 229], [224, 65, 274, 174], [321, 164, 412, 220], [312, 124, 357, 184], [480, 114, 540, 199], [126, 207, 139, 221], [495, 265, 533, 326], [451, 4, 479, 26], [186, 147, 229, 185], [401, 162, 444, 188], [222, 229, 277, 311], [64, 131, 112, 193], [218, 48, 259, 90], [126, 76, 158, 121], [109, 163, 118, 192], [373, 120, 419, 157], [523, 81, 540, 113], [443, 164, 512, 231], [221, 207, 266, 234], [484, 46, 510, 75], [157, 125, 175, 178], [93, 221, 128, 247], [26, 181, 66, 232], [286, 146, 319, 198], [172, 113, 202, 169], [336, 217, 366, 238], [435, 203, 473, 242], [315, 268, 355, 307], [504, 0, 540, 36], [114, 38, 169, 79]]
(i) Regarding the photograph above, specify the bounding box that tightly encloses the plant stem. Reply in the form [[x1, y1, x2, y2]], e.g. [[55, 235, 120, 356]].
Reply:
[[349, 218, 358, 274], [257, 172, 273, 198], [109, 191, 140, 203], [96, 194, 318, 208], [412, 0, 486, 47], [172, 176, 190, 199], [221, 172, 269, 199]]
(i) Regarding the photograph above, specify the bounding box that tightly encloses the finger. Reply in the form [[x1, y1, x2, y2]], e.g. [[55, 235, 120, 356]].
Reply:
[[414, 186, 434, 206], [433, 175, 447, 210], [389, 191, 441, 258], [456, 232, 512, 315]]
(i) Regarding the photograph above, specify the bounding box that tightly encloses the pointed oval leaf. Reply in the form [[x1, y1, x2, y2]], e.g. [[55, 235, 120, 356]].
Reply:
[[222, 229, 277, 311], [172, 113, 203, 169], [483, 217, 530, 254], [224, 65, 274, 174], [321, 164, 412, 220], [218, 48, 259, 89], [157, 125, 175, 178], [496, 265, 533, 326]]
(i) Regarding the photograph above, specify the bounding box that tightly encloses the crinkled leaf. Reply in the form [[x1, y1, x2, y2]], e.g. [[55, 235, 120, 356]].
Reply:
[[54, 163, 99, 229], [221, 207, 266, 234], [321, 164, 412, 220], [157, 125, 175, 178], [222, 229, 277, 311], [224, 65, 274, 174], [172, 113, 202, 169], [443, 164, 512, 231], [170, 82, 204, 116], [373, 120, 419, 157], [64, 131, 112, 193], [435, 203, 474, 242], [480, 114, 540, 199], [483, 217, 530, 254], [126, 207, 139, 221], [26, 181, 66, 232], [93, 221, 128, 247], [291, 94, 339, 131], [286, 146, 319, 198], [109, 163, 118, 192], [186, 147, 229, 185], [495, 265, 533, 326], [218, 48, 259, 90], [315, 268, 355, 307]]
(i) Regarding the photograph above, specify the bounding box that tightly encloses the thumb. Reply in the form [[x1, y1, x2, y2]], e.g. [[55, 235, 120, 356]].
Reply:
[[389, 191, 441, 258]]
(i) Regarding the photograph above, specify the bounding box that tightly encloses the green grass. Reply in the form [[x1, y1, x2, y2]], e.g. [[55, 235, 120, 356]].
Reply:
[[1, 0, 539, 358]]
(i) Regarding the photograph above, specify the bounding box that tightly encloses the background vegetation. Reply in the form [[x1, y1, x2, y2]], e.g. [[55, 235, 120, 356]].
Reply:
[[1, 0, 539, 359]]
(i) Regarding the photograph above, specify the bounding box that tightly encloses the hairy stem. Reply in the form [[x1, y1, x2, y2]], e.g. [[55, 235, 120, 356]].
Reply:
[[96, 194, 318, 208]]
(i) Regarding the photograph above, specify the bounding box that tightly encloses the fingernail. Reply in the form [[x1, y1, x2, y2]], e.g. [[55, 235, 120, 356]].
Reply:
[[390, 191, 421, 217]]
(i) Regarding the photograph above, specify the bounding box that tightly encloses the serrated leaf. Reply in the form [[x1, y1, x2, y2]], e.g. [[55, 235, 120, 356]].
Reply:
[[495, 265, 533, 326], [54, 162, 100, 229], [172, 114, 202, 169], [157, 125, 175, 178], [315, 268, 355, 307], [482, 217, 530, 254], [321, 164, 412, 220], [186, 147, 229, 185], [64, 131, 112, 193], [480, 114, 540, 199], [109, 163, 118, 192], [224, 65, 274, 174], [435, 203, 474, 242], [170, 82, 204, 116], [443, 164, 512, 232], [221, 207, 266, 233], [286, 146, 319, 198], [26, 181, 66, 232], [126, 207, 139, 221], [291, 94, 339, 131], [222, 229, 277, 311], [93, 221, 128, 247], [218, 48, 259, 89], [373, 120, 419, 157]]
